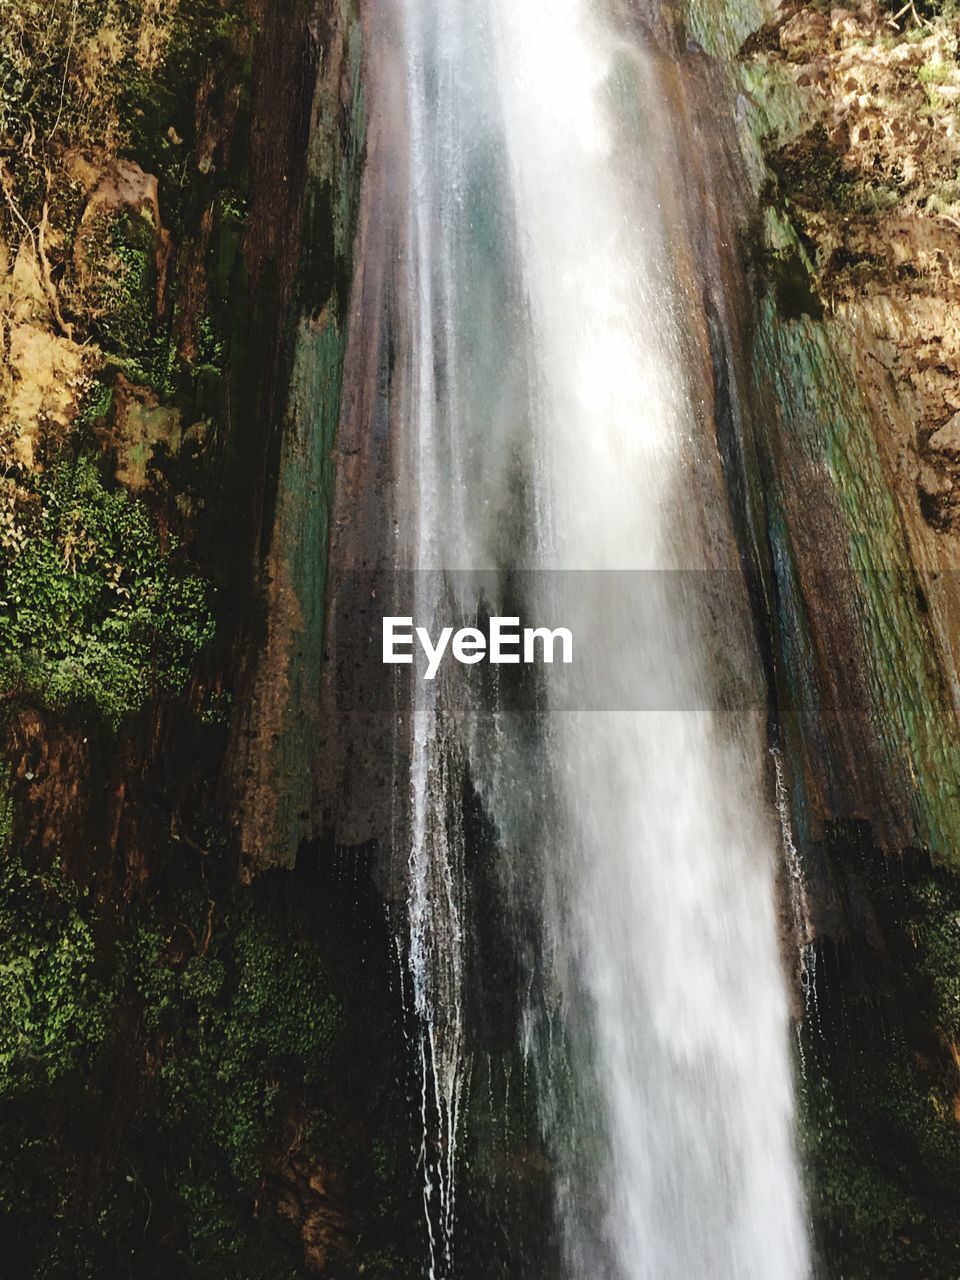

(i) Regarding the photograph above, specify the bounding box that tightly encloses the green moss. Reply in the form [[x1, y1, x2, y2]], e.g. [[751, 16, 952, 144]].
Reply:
[[800, 827, 960, 1276], [135, 893, 342, 1191], [684, 0, 768, 61], [753, 292, 960, 855], [0, 769, 113, 1100], [0, 826, 418, 1277], [0, 449, 214, 725]]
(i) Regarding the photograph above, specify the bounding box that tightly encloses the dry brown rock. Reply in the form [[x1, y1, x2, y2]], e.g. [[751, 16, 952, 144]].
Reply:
[[0, 323, 88, 469], [918, 459, 952, 497], [780, 8, 831, 51], [928, 412, 960, 456], [268, 1152, 351, 1275], [65, 150, 172, 313]]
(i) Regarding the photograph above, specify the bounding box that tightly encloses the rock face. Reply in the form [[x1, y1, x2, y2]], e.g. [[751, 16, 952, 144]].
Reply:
[[221, 0, 366, 876], [67, 149, 172, 318], [0, 2, 417, 1277], [268, 1152, 351, 1275], [5, 0, 960, 1273], [672, 0, 960, 1270]]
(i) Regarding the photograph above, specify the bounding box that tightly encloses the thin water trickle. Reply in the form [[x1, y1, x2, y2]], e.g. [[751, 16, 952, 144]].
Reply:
[[388, 0, 811, 1275]]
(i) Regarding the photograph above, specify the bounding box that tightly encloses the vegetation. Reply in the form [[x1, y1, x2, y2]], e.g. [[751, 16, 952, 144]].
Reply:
[[800, 824, 960, 1278], [0, 806, 115, 1097], [0, 0, 402, 1276], [0, 0, 245, 213], [0, 439, 214, 724], [132, 894, 342, 1189], [0, 793, 419, 1277], [83, 211, 165, 372]]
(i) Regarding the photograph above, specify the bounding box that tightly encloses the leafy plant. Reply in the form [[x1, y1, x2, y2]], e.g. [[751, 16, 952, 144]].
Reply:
[[0, 771, 115, 1098], [0, 448, 214, 724]]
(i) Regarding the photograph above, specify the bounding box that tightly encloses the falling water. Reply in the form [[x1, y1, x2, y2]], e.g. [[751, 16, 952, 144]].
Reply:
[[389, 0, 810, 1276]]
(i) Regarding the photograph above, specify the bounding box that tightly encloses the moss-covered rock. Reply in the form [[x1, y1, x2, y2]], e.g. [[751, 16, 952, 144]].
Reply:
[[668, 0, 960, 1269], [0, 0, 414, 1275], [799, 824, 960, 1278], [0, 798, 421, 1277]]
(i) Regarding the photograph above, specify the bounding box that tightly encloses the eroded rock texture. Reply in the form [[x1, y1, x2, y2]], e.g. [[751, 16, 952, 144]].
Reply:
[[0, 2, 420, 1276], [677, 0, 960, 1270], [5, 0, 960, 1274]]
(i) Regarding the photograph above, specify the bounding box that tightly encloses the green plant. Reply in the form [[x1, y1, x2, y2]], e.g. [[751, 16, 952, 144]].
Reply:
[[0, 770, 115, 1098], [95, 216, 154, 354], [195, 313, 225, 374], [918, 57, 957, 86], [0, 448, 214, 724], [148, 898, 341, 1180], [76, 376, 115, 428]]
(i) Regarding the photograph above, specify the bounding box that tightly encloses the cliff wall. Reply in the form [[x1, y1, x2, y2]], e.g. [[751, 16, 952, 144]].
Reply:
[[673, 0, 960, 1270], [0, 2, 419, 1275]]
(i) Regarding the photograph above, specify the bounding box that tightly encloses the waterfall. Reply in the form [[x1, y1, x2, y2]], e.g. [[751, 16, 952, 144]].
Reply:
[[388, 0, 810, 1275]]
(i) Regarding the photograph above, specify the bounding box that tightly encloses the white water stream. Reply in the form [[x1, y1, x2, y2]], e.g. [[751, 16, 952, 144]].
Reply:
[[390, 0, 810, 1275]]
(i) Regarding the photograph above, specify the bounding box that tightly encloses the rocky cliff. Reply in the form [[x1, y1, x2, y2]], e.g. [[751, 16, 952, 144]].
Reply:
[[0, 2, 423, 1275], [674, 0, 960, 1271], [6, 0, 960, 1275]]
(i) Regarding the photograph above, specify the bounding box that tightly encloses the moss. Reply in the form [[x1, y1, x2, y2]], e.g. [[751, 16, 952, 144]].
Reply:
[[0, 772, 115, 1099], [800, 825, 960, 1277], [0, 826, 420, 1278], [0, 448, 214, 725], [753, 291, 960, 855], [767, 124, 853, 211]]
